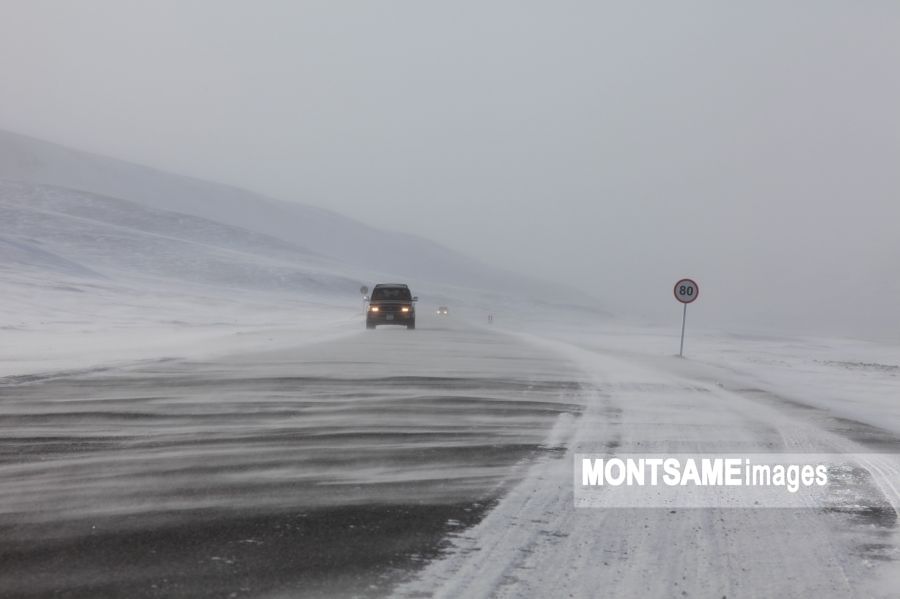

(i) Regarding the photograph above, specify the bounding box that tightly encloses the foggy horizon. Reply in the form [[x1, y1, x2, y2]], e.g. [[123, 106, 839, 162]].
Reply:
[[2, 1, 898, 337]]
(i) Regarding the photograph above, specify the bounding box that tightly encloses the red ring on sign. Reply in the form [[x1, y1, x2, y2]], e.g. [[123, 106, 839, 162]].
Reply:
[[674, 278, 699, 304]]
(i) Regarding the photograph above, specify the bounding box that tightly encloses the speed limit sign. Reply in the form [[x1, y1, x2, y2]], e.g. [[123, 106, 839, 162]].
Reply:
[[673, 278, 699, 357], [674, 279, 699, 304]]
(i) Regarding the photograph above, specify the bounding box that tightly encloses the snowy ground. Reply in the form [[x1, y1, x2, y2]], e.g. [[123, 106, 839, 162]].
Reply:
[[0, 267, 359, 379], [395, 323, 900, 598], [519, 320, 900, 437]]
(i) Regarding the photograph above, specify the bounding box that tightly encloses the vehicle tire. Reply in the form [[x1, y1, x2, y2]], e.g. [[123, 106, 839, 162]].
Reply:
[[407, 321, 416, 330]]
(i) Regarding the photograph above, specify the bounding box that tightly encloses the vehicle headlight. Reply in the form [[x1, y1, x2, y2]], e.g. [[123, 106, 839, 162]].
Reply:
[[401, 306, 410, 312], [369, 306, 379, 312]]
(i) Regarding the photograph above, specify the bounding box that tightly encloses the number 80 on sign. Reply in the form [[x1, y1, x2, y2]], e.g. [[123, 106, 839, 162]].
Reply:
[[674, 278, 699, 304]]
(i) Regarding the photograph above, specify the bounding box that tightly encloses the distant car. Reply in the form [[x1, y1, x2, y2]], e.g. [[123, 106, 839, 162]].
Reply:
[[436, 306, 449, 316], [366, 283, 417, 329]]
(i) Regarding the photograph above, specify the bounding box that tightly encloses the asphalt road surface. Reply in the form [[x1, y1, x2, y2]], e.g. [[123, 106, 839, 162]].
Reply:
[[0, 318, 586, 598]]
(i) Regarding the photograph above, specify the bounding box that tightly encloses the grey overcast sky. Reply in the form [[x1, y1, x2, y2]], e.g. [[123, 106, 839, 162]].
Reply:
[[1, 1, 899, 335]]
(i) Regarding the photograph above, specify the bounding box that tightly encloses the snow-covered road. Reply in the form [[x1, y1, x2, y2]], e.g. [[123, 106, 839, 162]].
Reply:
[[0, 316, 584, 597], [396, 333, 900, 598], [1, 317, 897, 598]]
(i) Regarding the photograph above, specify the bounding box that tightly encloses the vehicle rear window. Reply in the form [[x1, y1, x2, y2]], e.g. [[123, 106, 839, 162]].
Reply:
[[371, 287, 411, 300]]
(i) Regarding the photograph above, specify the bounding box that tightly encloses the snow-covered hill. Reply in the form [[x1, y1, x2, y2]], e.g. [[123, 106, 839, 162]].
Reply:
[[0, 180, 358, 295], [0, 129, 565, 297]]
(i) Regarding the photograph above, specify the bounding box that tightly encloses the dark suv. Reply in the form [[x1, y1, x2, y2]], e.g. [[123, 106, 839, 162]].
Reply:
[[366, 283, 417, 329]]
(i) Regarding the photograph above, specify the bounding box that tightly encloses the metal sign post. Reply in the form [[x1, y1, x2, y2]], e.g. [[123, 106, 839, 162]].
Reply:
[[673, 278, 699, 357]]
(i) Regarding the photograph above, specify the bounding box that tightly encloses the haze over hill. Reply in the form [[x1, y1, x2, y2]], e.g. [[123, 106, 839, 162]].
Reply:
[[0, 128, 580, 304]]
